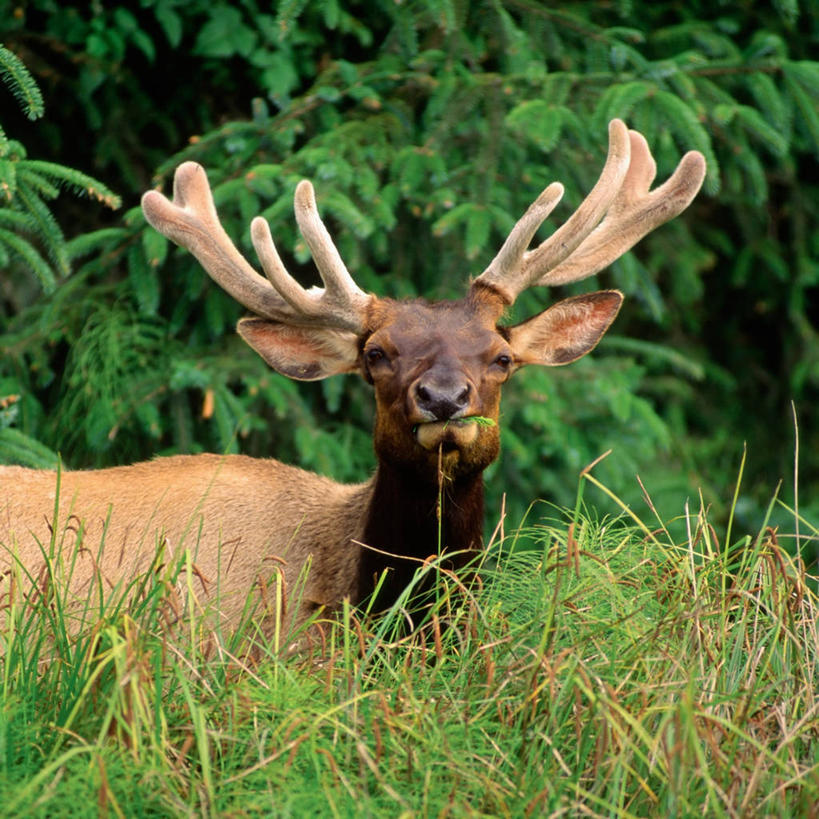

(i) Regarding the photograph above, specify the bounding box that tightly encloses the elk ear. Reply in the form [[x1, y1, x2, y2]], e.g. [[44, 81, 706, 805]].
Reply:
[[506, 291, 623, 366], [238, 317, 360, 380]]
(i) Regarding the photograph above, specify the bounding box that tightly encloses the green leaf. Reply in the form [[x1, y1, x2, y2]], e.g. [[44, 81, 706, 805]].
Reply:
[[276, 0, 311, 42], [314, 86, 342, 103], [783, 61, 819, 101], [21, 160, 121, 209], [193, 7, 257, 58], [131, 29, 157, 63], [651, 90, 720, 194], [13, 182, 69, 275], [16, 166, 59, 200], [592, 81, 652, 131], [142, 227, 168, 268], [0, 207, 31, 231], [323, 189, 374, 239], [746, 72, 791, 137], [66, 227, 127, 260], [736, 105, 789, 157], [322, 0, 341, 29], [431, 202, 472, 238], [210, 385, 241, 454], [154, 2, 183, 48], [321, 375, 344, 414]]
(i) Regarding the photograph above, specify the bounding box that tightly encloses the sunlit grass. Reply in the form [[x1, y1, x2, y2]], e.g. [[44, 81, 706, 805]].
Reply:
[[1, 472, 818, 816]]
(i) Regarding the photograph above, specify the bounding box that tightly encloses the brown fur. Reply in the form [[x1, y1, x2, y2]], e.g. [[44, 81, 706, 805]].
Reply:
[[0, 455, 369, 635], [2, 124, 706, 640], [0, 291, 623, 638]]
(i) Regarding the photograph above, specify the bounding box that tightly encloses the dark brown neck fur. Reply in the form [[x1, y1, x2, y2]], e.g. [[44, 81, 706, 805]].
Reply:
[[356, 462, 484, 611]]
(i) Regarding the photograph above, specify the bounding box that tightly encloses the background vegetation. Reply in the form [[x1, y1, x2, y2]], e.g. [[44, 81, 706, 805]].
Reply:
[[1, 1, 818, 544], [2, 3, 818, 814]]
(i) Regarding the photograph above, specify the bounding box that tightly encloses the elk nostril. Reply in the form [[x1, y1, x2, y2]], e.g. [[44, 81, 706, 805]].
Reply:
[[415, 379, 471, 421]]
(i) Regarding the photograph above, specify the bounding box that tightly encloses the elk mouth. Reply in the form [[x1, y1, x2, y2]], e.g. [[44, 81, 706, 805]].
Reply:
[[414, 417, 492, 451]]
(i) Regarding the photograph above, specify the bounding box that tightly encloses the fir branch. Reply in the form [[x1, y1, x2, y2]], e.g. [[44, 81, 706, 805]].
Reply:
[[783, 64, 819, 156], [0, 427, 58, 469], [0, 208, 32, 230], [14, 183, 70, 275], [0, 44, 44, 120], [19, 160, 122, 210], [16, 166, 60, 200], [66, 227, 129, 261], [0, 225, 57, 291]]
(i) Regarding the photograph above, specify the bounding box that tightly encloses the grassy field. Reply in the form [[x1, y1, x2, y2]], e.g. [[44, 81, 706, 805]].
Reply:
[[1, 473, 818, 817]]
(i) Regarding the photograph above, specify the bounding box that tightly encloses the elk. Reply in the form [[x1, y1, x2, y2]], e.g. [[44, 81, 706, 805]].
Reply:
[[0, 120, 706, 638]]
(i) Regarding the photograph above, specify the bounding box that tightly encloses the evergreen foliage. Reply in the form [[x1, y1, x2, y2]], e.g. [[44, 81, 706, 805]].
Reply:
[[0, 45, 119, 292], [0, 41, 120, 465], [0, 2, 817, 541]]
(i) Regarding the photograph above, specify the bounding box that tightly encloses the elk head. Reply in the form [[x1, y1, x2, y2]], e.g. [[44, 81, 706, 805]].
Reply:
[[142, 120, 706, 486]]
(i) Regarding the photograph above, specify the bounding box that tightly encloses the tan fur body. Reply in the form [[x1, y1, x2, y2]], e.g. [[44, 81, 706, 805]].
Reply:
[[0, 122, 706, 641], [0, 454, 371, 634]]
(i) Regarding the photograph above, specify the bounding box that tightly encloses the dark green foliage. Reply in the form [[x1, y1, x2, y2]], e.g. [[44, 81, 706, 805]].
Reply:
[[0, 43, 43, 125], [0, 45, 119, 295], [0, 2, 817, 544]]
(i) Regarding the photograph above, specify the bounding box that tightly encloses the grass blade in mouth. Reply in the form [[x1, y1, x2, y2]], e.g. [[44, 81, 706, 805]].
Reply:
[[413, 416, 496, 435], [458, 415, 496, 427]]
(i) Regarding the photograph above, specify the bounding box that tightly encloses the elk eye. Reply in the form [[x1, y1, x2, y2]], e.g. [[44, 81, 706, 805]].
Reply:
[[494, 353, 513, 368], [365, 347, 386, 365]]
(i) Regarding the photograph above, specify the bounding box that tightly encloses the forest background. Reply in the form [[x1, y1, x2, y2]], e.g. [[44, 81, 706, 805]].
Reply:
[[1, 0, 817, 559]]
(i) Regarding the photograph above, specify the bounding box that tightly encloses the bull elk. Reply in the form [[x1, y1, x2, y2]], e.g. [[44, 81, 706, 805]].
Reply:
[[0, 120, 706, 638]]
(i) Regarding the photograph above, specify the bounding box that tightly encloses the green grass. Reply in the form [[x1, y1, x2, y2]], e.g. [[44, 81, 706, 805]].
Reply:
[[1, 478, 818, 817]]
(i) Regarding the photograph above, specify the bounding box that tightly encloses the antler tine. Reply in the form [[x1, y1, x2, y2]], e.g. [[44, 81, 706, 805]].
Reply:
[[294, 181, 369, 304], [477, 119, 632, 305], [249, 181, 371, 334], [536, 129, 707, 286], [142, 163, 371, 333], [142, 162, 293, 322]]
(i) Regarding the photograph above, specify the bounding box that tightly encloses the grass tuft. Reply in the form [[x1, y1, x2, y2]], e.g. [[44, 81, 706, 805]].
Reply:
[[1, 476, 817, 815]]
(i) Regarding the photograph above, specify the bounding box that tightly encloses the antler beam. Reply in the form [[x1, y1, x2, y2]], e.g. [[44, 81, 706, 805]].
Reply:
[[250, 181, 370, 327], [141, 163, 370, 333], [475, 119, 707, 304], [142, 120, 706, 331]]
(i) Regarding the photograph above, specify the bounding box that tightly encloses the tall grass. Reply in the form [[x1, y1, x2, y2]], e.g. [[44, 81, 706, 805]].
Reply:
[[1, 475, 817, 816]]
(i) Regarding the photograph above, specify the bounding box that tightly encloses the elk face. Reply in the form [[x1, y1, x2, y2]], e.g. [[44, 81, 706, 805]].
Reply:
[[142, 119, 705, 485], [362, 294, 510, 481], [237, 284, 623, 483]]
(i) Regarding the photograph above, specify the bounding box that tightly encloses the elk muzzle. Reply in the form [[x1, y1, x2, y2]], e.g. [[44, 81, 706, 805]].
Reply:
[[413, 372, 472, 422], [409, 367, 484, 452], [414, 419, 481, 452]]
